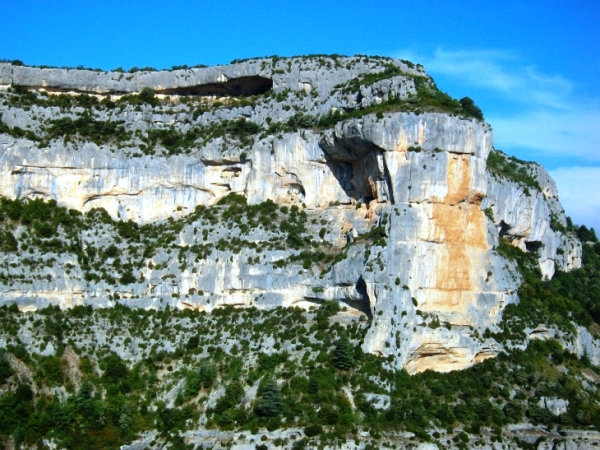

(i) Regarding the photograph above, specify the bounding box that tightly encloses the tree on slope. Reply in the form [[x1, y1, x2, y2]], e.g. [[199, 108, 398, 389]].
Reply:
[[254, 378, 282, 417], [332, 332, 355, 370]]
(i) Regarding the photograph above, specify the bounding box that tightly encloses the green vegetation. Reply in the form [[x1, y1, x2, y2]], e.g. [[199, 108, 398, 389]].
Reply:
[[45, 112, 131, 146], [493, 230, 600, 341], [328, 64, 485, 123], [575, 224, 598, 243], [0, 87, 265, 155], [0, 195, 354, 292], [254, 378, 283, 417], [0, 85, 271, 156], [0, 116, 40, 142], [0, 302, 369, 448], [315, 82, 485, 131], [459, 97, 484, 121], [3, 85, 104, 110], [487, 149, 542, 194], [0, 350, 13, 383], [118, 87, 159, 107], [332, 333, 355, 370], [0, 59, 24, 66], [412, 77, 484, 121], [143, 117, 260, 155], [0, 287, 599, 449], [335, 63, 408, 95]]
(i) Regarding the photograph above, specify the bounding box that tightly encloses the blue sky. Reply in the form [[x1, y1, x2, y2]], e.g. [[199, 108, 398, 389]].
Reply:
[[2, 0, 599, 230]]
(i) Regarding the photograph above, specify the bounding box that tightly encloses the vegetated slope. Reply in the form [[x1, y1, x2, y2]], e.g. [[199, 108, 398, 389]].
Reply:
[[0, 233, 599, 449], [0, 55, 598, 449]]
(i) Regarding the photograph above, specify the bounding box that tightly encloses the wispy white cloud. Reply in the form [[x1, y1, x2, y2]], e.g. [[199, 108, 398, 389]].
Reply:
[[550, 167, 600, 231], [398, 48, 573, 109], [489, 108, 600, 161]]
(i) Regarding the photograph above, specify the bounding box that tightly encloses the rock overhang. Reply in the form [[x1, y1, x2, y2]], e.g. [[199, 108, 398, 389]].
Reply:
[[0, 62, 273, 96]]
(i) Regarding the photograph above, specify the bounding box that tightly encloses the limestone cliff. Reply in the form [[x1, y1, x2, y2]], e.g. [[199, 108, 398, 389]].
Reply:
[[0, 56, 583, 373]]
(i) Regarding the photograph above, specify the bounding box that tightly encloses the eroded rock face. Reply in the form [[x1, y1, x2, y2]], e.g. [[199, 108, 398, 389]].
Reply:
[[484, 163, 581, 279], [317, 114, 520, 372], [0, 57, 582, 373]]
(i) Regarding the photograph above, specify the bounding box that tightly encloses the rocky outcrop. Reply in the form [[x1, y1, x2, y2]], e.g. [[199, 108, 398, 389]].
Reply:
[[484, 159, 581, 279], [538, 397, 569, 416], [0, 56, 584, 374]]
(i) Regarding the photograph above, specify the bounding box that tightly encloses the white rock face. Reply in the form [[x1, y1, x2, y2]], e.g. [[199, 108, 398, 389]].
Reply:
[[571, 325, 600, 366], [484, 162, 581, 279], [538, 397, 569, 416], [363, 393, 391, 410], [0, 57, 584, 374]]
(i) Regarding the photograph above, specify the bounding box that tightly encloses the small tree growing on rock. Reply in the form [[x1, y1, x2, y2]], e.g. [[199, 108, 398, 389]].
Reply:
[[459, 96, 484, 121], [139, 87, 159, 107]]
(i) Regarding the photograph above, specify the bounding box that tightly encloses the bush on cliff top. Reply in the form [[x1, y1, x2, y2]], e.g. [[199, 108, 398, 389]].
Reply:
[[487, 149, 542, 194]]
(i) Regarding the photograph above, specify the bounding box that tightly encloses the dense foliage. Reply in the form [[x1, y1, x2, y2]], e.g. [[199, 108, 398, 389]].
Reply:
[[0, 285, 599, 449], [493, 228, 600, 342]]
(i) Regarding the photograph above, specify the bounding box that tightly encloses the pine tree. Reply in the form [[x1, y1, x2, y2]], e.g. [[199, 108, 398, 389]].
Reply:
[[76, 380, 94, 415], [332, 332, 355, 370], [0, 350, 13, 383], [13, 423, 23, 449], [254, 378, 282, 417]]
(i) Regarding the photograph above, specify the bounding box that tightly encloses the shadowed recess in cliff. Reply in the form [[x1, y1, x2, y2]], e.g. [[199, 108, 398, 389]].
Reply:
[[299, 296, 372, 318], [319, 133, 395, 205], [156, 76, 273, 97], [354, 275, 373, 318]]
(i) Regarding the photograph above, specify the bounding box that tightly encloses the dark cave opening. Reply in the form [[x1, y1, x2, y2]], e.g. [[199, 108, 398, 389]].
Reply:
[[156, 76, 273, 97]]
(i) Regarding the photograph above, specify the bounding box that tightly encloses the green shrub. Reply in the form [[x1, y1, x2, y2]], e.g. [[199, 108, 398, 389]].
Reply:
[[102, 353, 128, 384], [459, 97, 484, 121], [214, 380, 244, 414], [0, 231, 19, 253], [138, 87, 159, 107], [40, 356, 65, 385], [304, 424, 323, 437], [0, 351, 13, 383]]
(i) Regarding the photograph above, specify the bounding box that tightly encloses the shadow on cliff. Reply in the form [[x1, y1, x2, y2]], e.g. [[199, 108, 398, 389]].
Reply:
[[319, 132, 395, 205], [302, 276, 372, 318], [157, 76, 273, 97]]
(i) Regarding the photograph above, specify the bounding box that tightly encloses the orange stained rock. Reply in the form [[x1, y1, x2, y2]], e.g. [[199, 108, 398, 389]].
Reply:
[[405, 342, 496, 374], [422, 153, 488, 313], [404, 342, 470, 373]]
